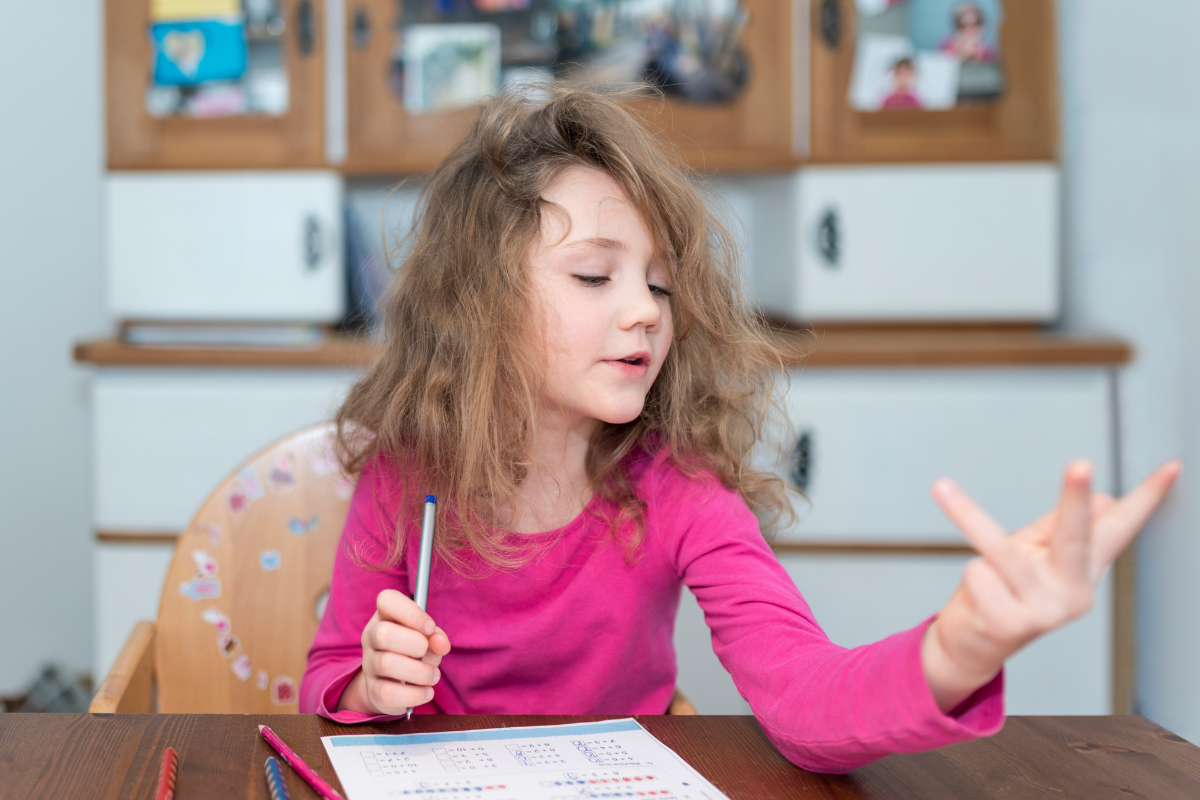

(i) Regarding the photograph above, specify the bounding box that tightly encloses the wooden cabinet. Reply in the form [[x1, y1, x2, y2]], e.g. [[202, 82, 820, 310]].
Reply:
[[78, 336, 1129, 714], [106, 0, 327, 168], [89, 368, 358, 679], [676, 363, 1120, 716], [106, 171, 345, 321], [106, 0, 1059, 172], [808, 0, 1059, 163], [769, 366, 1113, 543], [743, 164, 1061, 323], [675, 551, 1114, 715], [342, 0, 805, 173]]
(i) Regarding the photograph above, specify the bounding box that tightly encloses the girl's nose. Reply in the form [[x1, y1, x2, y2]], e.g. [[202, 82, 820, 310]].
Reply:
[[619, 280, 662, 331]]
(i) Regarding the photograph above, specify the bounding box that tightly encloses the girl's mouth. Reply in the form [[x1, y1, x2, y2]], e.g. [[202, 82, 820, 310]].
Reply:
[[605, 352, 651, 376]]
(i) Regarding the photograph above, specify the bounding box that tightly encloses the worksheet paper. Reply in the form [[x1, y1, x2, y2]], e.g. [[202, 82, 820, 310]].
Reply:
[[321, 718, 732, 800]]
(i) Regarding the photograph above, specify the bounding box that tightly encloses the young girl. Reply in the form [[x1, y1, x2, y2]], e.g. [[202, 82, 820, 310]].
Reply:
[[300, 86, 1180, 773]]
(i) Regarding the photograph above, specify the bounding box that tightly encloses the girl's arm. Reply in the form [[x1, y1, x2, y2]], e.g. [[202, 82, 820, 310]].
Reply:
[[920, 460, 1181, 712], [655, 456, 1177, 774], [300, 458, 448, 721]]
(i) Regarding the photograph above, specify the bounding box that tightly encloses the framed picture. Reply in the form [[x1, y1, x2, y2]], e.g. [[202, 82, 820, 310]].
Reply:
[[403, 23, 502, 113]]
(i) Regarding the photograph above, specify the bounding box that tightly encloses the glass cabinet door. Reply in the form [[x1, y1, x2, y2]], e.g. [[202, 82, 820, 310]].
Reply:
[[107, 0, 327, 167], [343, 0, 805, 174], [808, 0, 1057, 162]]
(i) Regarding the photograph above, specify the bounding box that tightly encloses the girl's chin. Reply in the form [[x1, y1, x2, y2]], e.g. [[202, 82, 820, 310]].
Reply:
[[589, 402, 646, 426]]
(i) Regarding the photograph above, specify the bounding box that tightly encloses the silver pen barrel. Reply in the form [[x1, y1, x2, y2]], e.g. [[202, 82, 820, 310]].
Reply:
[[414, 495, 436, 610], [408, 495, 437, 721]]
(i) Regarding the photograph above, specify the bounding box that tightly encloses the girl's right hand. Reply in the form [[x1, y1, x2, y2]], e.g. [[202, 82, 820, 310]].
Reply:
[[338, 589, 452, 715]]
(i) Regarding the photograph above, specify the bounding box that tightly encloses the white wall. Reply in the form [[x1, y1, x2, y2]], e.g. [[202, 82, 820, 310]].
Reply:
[[0, 1, 107, 690], [1058, 0, 1200, 741]]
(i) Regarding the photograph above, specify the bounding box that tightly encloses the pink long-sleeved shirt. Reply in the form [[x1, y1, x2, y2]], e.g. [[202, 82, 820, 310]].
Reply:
[[301, 448, 1004, 773]]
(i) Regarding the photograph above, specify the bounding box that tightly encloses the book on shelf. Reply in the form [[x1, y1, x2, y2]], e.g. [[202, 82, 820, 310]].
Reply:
[[120, 322, 328, 348]]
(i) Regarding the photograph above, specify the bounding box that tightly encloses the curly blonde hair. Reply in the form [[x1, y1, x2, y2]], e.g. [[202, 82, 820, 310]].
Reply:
[[336, 84, 794, 571]]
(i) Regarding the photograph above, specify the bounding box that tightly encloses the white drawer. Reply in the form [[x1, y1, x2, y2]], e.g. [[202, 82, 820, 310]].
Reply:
[[92, 370, 357, 531], [765, 368, 1113, 543], [106, 171, 345, 321], [673, 553, 1112, 715], [752, 164, 1060, 323], [94, 541, 176, 683]]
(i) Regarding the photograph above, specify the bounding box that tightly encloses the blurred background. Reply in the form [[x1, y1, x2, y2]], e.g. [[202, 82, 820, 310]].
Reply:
[[1, 0, 1197, 741]]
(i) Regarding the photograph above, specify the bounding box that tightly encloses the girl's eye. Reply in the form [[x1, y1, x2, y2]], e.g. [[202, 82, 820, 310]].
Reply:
[[574, 275, 609, 287], [650, 283, 673, 298]]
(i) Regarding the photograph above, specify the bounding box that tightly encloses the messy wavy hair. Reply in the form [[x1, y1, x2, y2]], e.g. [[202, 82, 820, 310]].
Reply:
[[336, 84, 795, 571]]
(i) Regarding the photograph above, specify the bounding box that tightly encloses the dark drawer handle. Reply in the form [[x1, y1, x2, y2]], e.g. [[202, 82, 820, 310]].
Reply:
[[297, 0, 316, 57], [789, 430, 813, 494], [304, 215, 324, 270], [819, 0, 841, 49], [817, 208, 840, 268], [353, 7, 371, 51]]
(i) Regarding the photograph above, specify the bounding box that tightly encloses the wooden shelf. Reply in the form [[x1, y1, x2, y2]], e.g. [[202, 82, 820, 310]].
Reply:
[[73, 336, 374, 368], [74, 327, 1131, 369], [774, 325, 1133, 368]]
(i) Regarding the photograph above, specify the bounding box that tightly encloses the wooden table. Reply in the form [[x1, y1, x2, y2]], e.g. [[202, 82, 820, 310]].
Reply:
[[2, 714, 1198, 799]]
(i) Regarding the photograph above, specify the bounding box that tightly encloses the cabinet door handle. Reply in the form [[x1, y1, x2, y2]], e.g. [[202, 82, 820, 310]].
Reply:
[[817, 208, 840, 268], [789, 429, 813, 494], [303, 215, 325, 271], [819, 0, 841, 49], [353, 7, 371, 50], [297, 0, 316, 57]]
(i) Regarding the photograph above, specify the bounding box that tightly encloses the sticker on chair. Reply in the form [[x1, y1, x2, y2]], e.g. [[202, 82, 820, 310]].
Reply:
[[179, 578, 221, 601], [268, 457, 296, 493], [193, 522, 222, 546], [231, 654, 252, 681], [288, 515, 319, 535], [260, 550, 281, 572], [191, 549, 218, 578], [201, 607, 231, 635], [217, 634, 242, 659], [271, 676, 297, 705]]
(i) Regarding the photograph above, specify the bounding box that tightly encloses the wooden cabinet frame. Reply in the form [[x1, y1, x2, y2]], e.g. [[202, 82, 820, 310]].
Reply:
[[808, 0, 1059, 163], [342, 0, 807, 174], [106, 0, 327, 168]]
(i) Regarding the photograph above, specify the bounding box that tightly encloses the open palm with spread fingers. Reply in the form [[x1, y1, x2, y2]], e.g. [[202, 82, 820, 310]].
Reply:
[[920, 459, 1183, 713]]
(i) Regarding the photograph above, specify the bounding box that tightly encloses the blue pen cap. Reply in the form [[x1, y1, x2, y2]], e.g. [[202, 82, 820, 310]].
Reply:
[[426, 495, 437, 504]]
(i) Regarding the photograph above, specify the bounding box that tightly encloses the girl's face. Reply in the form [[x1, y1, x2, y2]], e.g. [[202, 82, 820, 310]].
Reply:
[[528, 166, 674, 430]]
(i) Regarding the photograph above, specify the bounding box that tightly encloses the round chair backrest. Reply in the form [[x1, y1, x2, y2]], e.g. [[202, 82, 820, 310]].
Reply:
[[155, 423, 355, 712]]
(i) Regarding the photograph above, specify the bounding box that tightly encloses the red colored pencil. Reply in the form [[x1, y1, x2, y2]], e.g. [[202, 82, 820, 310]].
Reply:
[[153, 747, 179, 800], [258, 725, 344, 800]]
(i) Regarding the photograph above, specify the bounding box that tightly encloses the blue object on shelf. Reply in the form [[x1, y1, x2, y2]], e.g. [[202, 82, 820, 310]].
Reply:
[[150, 17, 248, 86]]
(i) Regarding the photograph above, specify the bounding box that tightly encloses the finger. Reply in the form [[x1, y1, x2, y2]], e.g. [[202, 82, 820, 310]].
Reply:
[[376, 589, 437, 635], [960, 557, 1031, 647], [368, 678, 434, 715], [933, 479, 1037, 594], [427, 627, 452, 657], [369, 620, 431, 659], [1091, 459, 1183, 574], [1093, 493, 1116, 516], [366, 650, 441, 686], [1025, 493, 1115, 542], [1049, 461, 1093, 582]]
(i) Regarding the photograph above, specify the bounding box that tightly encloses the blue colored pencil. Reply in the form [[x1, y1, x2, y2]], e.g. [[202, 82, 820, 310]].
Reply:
[[264, 756, 293, 800]]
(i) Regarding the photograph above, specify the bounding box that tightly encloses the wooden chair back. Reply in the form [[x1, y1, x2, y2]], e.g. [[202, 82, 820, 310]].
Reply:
[[155, 423, 355, 712]]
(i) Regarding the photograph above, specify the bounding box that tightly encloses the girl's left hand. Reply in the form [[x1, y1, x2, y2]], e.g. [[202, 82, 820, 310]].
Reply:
[[921, 459, 1183, 713]]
